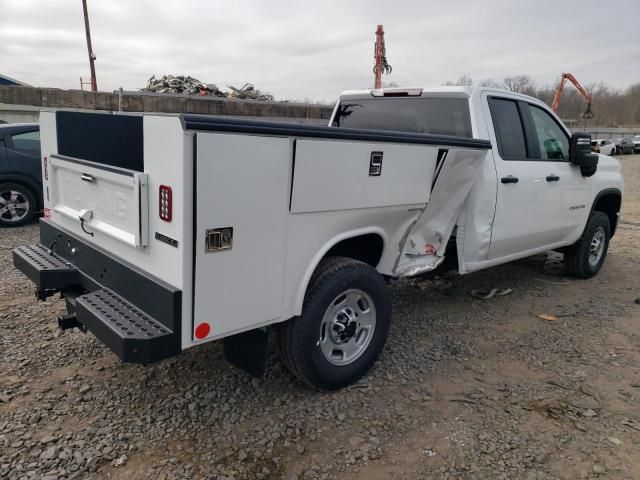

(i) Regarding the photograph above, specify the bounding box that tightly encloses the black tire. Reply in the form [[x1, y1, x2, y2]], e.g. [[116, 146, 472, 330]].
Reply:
[[564, 211, 610, 278], [278, 256, 391, 390], [0, 183, 37, 227]]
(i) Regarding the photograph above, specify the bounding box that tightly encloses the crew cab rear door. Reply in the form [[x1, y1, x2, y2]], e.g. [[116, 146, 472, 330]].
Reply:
[[484, 95, 589, 260]]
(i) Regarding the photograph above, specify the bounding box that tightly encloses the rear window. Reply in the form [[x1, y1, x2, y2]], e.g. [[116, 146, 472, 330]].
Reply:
[[488, 98, 527, 159], [331, 97, 472, 137]]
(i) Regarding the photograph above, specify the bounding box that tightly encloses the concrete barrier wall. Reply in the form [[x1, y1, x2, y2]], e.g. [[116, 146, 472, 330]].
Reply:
[[0, 86, 334, 124]]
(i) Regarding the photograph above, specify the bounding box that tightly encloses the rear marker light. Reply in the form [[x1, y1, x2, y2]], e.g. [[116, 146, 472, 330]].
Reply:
[[195, 323, 210, 340], [159, 185, 172, 222]]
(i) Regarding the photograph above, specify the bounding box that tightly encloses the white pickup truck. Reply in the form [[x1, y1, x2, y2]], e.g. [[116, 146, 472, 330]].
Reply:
[[13, 86, 622, 390]]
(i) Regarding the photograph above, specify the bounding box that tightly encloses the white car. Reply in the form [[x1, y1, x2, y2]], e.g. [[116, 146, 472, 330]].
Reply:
[[591, 139, 616, 155]]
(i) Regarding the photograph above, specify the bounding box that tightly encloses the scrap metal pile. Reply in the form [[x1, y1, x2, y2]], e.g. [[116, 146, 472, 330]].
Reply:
[[142, 75, 273, 101]]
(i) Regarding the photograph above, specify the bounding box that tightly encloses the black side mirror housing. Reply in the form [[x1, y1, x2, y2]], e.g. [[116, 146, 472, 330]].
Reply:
[[569, 132, 599, 177]]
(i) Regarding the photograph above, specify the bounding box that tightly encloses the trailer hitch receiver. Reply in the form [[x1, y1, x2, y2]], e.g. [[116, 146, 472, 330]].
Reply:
[[58, 313, 87, 333]]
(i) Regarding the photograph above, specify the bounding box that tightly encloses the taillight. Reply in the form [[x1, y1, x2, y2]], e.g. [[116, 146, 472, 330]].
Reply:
[[159, 185, 172, 222]]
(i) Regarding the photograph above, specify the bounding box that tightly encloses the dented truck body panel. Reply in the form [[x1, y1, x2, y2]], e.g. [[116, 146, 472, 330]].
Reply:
[[18, 109, 490, 361], [13, 85, 622, 375]]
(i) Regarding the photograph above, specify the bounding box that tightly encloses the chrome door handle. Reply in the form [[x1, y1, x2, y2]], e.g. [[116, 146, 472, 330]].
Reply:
[[81, 173, 96, 183]]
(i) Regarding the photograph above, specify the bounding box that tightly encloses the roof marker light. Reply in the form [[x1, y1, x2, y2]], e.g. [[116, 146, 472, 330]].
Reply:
[[371, 88, 423, 97]]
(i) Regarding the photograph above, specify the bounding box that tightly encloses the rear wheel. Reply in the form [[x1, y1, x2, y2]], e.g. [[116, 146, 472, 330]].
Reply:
[[564, 211, 610, 278], [0, 183, 36, 227], [278, 256, 391, 390]]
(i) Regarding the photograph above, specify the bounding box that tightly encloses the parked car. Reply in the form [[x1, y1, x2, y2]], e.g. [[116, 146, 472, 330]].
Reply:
[[0, 123, 42, 226], [616, 137, 635, 155], [591, 138, 616, 155], [633, 135, 640, 154]]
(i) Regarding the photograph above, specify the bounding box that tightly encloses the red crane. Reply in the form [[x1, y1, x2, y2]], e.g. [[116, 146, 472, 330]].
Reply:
[[552, 73, 593, 119], [373, 25, 392, 89]]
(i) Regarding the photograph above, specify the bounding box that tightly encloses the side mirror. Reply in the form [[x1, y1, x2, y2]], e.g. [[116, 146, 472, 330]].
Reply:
[[569, 133, 599, 177]]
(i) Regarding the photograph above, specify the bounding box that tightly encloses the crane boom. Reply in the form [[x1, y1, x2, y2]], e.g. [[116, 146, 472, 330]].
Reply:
[[552, 73, 593, 119], [373, 25, 392, 89]]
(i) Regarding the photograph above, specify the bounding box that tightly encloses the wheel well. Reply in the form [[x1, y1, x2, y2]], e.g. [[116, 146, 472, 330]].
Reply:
[[324, 233, 384, 267], [593, 193, 621, 237]]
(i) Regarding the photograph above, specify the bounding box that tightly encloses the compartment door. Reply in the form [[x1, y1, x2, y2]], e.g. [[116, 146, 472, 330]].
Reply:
[[193, 133, 291, 340]]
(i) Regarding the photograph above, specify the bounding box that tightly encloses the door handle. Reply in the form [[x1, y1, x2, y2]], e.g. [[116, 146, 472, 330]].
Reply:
[[501, 175, 519, 184], [546, 174, 560, 182], [81, 173, 96, 183]]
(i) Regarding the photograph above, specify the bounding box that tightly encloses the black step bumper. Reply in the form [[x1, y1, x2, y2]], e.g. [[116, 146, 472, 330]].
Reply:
[[12, 221, 182, 364]]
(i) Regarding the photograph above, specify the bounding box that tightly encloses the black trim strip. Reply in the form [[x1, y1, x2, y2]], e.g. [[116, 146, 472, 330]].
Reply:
[[181, 115, 492, 150], [51, 154, 136, 177], [289, 139, 297, 211], [191, 133, 198, 342], [432, 149, 448, 191]]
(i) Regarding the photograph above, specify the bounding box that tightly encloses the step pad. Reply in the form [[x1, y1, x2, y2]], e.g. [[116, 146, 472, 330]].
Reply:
[[12, 244, 79, 290], [75, 288, 179, 363], [77, 289, 172, 339]]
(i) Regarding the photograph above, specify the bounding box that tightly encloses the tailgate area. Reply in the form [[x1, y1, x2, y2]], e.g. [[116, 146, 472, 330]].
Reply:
[[12, 220, 182, 363], [48, 155, 149, 247]]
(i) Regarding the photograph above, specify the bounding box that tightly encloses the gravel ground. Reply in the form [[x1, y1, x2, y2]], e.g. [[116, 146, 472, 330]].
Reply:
[[1, 155, 639, 480]]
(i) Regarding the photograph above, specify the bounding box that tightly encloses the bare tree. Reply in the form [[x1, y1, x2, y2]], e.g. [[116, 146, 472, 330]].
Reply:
[[442, 73, 640, 126], [444, 74, 473, 86], [502, 75, 535, 94], [478, 78, 502, 88]]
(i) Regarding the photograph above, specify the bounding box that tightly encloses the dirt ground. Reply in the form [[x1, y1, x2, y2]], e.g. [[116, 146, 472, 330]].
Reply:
[[1, 155, 639, 480]]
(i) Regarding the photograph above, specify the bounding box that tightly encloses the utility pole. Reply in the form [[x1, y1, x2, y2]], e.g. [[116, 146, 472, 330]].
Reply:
[[373, 25, 391, 89], [82, 0, 97, 91]]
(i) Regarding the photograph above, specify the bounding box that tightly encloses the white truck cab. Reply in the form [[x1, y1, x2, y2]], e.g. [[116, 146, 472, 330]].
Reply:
[[331, 86, 623, 275], [13, 86, 622, 390]]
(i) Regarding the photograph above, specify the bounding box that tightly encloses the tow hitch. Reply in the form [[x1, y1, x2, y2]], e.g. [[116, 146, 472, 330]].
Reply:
[[35, 288, 57, 301], [58, 313, 87, 333]]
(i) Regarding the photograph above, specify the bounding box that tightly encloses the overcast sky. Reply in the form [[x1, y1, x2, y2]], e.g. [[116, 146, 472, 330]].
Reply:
[[1, 0, 638, 103]]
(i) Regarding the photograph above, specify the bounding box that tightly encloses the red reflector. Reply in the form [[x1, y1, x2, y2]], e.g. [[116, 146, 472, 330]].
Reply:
[[159, 185, 172, 222], [195, 323, 210, 339]]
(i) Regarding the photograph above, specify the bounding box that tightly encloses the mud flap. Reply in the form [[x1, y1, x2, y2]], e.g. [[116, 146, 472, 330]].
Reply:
[[223, 328, 269, 378], [393, 148, 486, 277]]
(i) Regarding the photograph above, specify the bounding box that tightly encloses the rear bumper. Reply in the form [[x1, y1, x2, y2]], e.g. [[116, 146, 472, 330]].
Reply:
[[12, 220, 181, 363]]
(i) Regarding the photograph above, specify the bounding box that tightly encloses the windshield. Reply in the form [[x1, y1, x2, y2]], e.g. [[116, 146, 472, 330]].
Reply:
[[332, 97, 472, 137]]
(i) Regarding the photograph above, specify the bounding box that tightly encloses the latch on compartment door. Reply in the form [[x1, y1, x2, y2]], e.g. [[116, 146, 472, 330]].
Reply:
[[205, 227, 233, 252]]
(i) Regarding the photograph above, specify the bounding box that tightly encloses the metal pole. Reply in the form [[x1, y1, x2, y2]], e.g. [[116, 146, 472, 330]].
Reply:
[[374, 25, 383, 89], [82, 0, 97, 92]]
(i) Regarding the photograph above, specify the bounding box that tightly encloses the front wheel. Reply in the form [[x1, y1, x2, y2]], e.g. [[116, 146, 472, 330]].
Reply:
[[278, 257, 392, 390], [564, 211, 610, 278]]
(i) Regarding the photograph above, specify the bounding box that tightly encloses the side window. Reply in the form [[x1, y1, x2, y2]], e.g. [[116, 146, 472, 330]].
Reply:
[[529, 106, 569, 161], [11, 130, 40, 151], [488, 98, 527, 160]]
